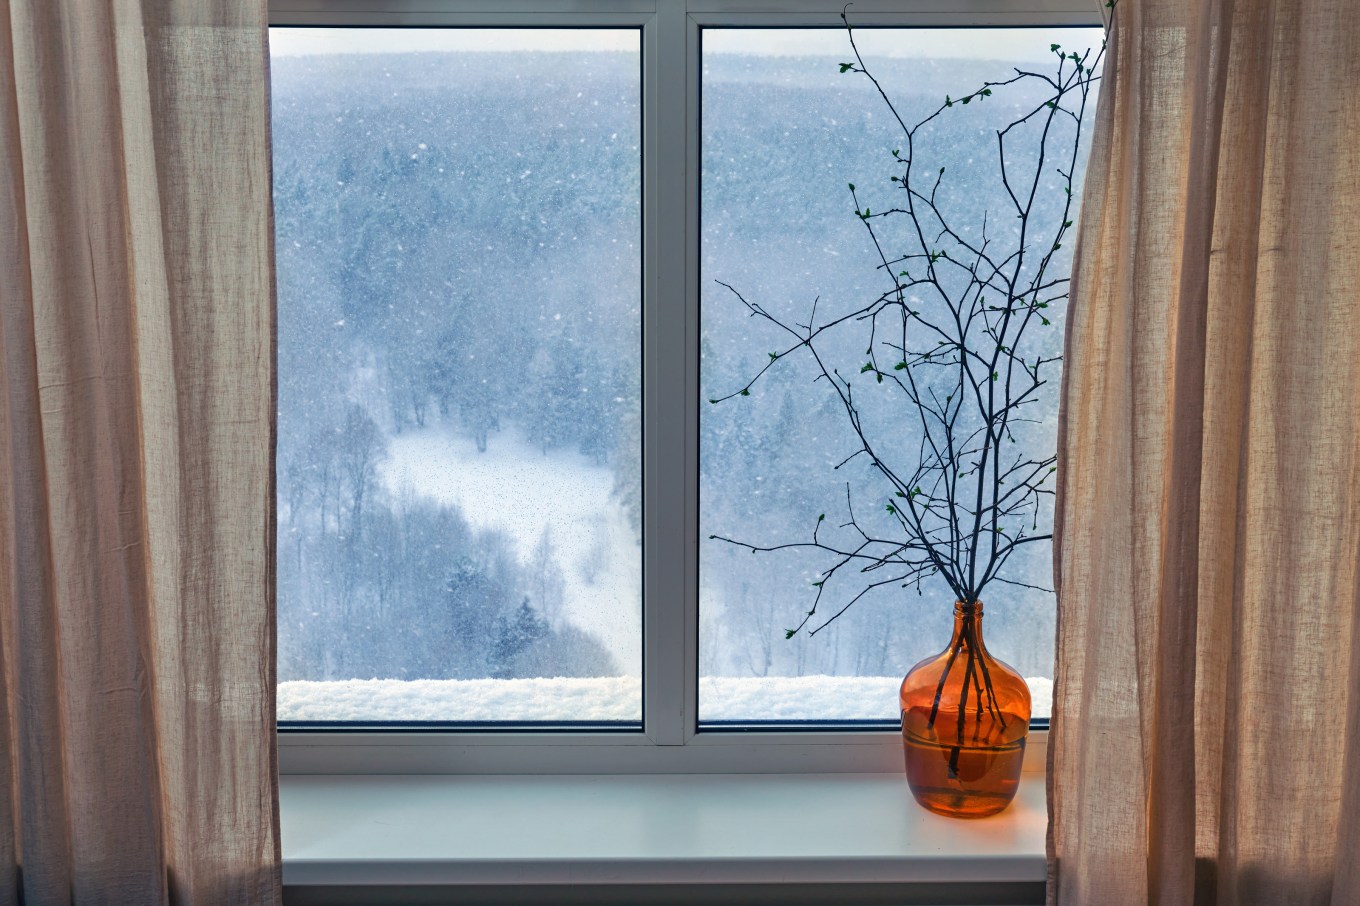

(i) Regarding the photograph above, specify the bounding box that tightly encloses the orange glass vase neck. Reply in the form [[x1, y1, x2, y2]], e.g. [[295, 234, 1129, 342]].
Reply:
[[899, 599, 1031, 818]]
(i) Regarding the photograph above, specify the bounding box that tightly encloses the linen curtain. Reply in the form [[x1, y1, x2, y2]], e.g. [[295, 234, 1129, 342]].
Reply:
[[0, 1, 279, 903], [1049, 0, 1360, 902]]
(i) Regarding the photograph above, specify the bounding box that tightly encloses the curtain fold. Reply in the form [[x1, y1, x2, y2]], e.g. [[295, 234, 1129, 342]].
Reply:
[[1049, 0, 1360, 903], [0, 1, 279, 903]]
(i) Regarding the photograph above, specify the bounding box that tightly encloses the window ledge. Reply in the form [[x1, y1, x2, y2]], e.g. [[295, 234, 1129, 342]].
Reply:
[[280, 771, 1047, 890]]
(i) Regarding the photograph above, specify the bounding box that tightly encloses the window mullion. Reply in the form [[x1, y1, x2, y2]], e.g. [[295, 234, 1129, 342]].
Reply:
[[641, 0, 692, 746], [680, 4, 703, 745]]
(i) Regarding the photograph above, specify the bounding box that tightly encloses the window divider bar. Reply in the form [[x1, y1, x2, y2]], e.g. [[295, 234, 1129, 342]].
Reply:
[[641, 1, 690, 746], [680, 4, 703, 745]]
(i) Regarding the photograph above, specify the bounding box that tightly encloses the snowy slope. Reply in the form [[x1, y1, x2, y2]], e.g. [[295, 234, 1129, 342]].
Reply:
[[380, 423, 642, 676]]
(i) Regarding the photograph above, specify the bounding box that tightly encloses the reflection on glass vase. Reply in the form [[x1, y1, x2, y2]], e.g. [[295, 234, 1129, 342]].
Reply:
[[899, 601, 1030, 819]]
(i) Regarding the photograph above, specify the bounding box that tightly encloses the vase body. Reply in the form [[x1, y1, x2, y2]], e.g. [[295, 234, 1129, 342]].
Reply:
[[899, 601, 1031, 818]]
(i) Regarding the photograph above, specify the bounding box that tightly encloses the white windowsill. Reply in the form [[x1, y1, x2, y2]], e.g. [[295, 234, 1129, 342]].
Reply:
[[280, 771, 1047, 888]]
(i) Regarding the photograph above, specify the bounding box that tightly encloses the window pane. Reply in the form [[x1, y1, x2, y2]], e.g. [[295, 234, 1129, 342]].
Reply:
[[699, 27, 1102, 725], [271, 29, 642, 725]]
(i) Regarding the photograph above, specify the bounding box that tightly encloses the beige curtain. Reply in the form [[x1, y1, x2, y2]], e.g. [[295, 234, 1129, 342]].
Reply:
[[0, 1, 279, 903], [1049, 0, 1360, 902]]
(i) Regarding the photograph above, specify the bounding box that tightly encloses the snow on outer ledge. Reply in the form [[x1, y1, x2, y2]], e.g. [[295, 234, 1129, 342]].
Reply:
[[278, 675, 1053, 723]]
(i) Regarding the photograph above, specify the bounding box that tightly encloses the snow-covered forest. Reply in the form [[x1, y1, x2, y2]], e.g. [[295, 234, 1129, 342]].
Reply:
[[272, 45, 643, 700], [271, 28, 1098, 724]]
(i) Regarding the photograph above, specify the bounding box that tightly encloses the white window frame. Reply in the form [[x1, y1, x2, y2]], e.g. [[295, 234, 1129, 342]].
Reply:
[[271, 0, 1100, 776]]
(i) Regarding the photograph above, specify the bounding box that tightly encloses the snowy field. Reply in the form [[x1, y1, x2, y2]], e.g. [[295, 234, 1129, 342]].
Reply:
[[380, 423, 642, 675], [278, 675, 1053, 722]]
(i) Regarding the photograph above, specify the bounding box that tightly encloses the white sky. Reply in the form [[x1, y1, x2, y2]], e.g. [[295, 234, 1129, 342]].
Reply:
[[705, 27, 1103, 64], [269, 27, 1104, 65], [269, 28, 638, 56]]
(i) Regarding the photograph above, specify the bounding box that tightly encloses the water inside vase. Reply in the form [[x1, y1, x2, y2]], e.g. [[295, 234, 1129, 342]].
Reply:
[[901, 706, 1026, 818]]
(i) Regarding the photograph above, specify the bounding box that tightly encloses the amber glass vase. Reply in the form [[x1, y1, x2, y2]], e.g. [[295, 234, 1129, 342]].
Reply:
[[899, 601, 1031, 818]]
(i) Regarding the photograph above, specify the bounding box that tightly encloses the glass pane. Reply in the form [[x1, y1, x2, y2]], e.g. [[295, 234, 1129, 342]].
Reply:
[[700, 27, 1103, 725], [271, 29, 642, 725]]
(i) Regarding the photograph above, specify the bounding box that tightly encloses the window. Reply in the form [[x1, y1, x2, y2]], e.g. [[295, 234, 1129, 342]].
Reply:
[[270, 0, 1103, 774], [698, 26, 1101, 726], [272, 27, 643, 728]]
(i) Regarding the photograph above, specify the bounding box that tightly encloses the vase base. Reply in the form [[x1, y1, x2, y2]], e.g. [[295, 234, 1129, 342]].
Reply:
[[907, 784, 1017, 819], [903, 734, 1025, 819]]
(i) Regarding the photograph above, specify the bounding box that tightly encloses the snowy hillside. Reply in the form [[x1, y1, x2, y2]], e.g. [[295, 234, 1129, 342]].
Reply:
[[381, 423, 642, 676]]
